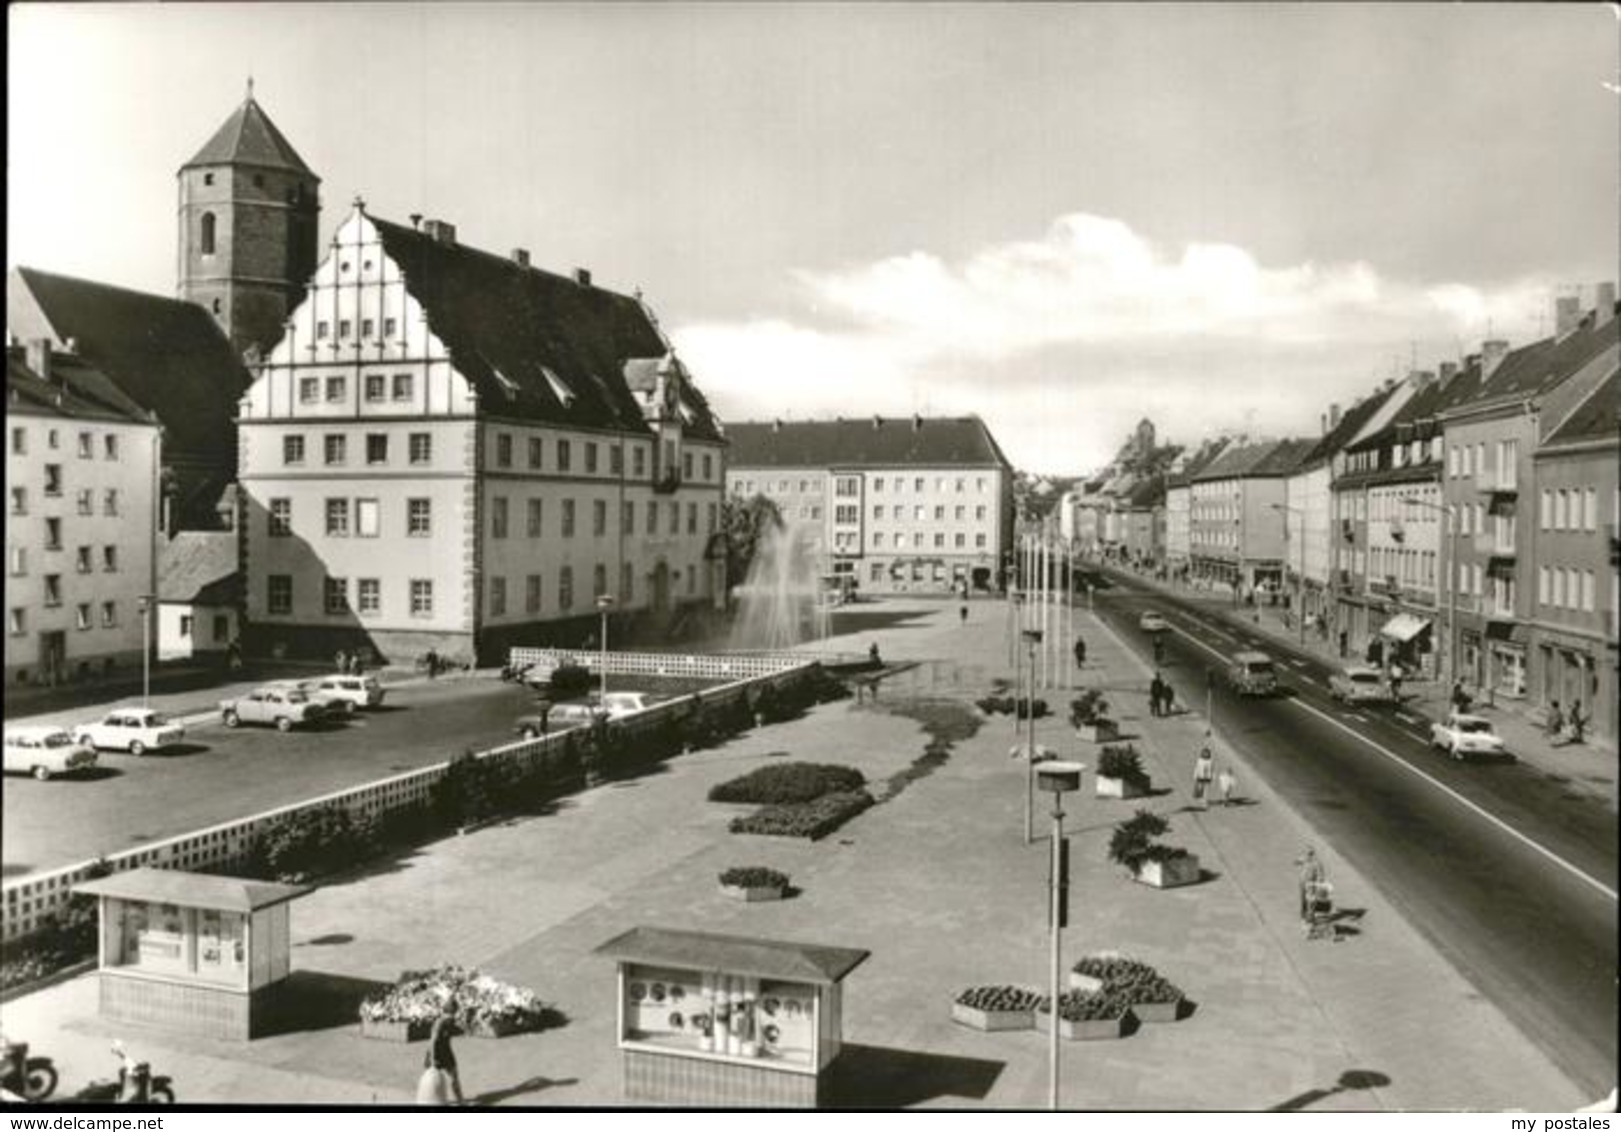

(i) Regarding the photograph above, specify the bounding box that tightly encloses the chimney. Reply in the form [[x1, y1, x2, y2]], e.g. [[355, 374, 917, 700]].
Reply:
[[25, 338, 51, 382], [1554, 294, 1582, 340], [1482, 339, 1509, 377], [1329, 402, 1341, 429], [1438, 361, 1458, 384], [573, 268, 592, 287], [1595, 281, 1617, 317], [912, 413, 923, 431], [1407, 369, 1436, 389], [511, 248, 530, 268], [872, 415, 882, 429], [409, 213, 423, 231], [771, 418, 782, 432], [421, 219, 456, 245], [1320, 413, 1327, 436]]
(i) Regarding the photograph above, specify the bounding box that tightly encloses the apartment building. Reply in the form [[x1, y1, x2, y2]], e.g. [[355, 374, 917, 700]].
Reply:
[[1189, 439, 1313, 594], [725, 416, 1014, 594], [5, 342, 160, 686]]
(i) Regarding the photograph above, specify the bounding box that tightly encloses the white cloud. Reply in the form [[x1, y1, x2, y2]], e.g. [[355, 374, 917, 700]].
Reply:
[[673, 211, 1558, 471]]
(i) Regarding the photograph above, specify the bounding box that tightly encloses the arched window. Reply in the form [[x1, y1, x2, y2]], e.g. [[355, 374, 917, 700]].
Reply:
[[200, 212, 216, 256]]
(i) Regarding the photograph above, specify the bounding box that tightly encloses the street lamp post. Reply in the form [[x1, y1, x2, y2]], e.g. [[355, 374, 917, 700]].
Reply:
[[137, 594, 154, 708], [595, 594, 615, 706], [1022, 626, 1044, 845], [1037, 759, 1084, 1111], [1400, 496, 1457, 691]]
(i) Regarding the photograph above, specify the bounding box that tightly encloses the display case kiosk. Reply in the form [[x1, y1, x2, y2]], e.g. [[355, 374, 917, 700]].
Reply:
[[595, 925, 870, 1108], [73, 868, 311, 1041]]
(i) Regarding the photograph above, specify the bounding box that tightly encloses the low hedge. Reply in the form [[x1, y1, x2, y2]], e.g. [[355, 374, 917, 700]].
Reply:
[[1071, 955, 1184, 1005], [955, 985, 1045, 1012], [718, 866, 790, 889], [708, 762, 865, 805], [728, 790, 874, 840]]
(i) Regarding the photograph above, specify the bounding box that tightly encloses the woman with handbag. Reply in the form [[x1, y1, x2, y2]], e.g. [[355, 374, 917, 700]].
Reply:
[[417, 1002, 465, 1105]]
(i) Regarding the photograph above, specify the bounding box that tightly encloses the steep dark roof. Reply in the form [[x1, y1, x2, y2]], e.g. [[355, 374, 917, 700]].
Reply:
[[1123, 474, 1165, 509], [1167, 437, 1233, 487], [182, 94, 316, 177], [1299, 385, 1401, 468], [1472, 309, 1618, 407], [6, 347, 153, 424], [723, 416, 1011, 470], [369, 217, 722, 443], [1346, 371, 1467, 455], [10, 267, 252, 464], [159, 531, 240, 604], [1193, 439, 1284, 482], [1249, 438, 1316, 477], [1541, 366, 1620, 448]]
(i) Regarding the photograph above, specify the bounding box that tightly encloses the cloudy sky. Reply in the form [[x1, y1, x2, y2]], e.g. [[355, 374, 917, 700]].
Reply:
[[9, 3, 1617, 472]]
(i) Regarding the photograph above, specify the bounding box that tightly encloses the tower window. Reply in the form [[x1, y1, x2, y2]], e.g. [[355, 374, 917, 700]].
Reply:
[[253, 174, 264, 188], [200, 212, 216, 255], [212, 298, 222, 315], [203, 173, 214, 186]]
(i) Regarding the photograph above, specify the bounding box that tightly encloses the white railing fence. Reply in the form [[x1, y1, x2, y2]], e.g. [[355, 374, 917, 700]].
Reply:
[[2, 662, 816, 943]]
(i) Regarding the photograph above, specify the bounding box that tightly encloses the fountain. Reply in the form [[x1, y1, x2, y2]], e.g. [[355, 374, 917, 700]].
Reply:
[[729, 521, 833, 649]]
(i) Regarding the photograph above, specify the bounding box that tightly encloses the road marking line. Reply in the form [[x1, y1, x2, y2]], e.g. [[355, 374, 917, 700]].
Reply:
[[1170, 613, 1617, 903]]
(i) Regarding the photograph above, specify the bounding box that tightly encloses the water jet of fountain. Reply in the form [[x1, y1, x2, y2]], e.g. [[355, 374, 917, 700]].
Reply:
[[729, 521, 831, 649]]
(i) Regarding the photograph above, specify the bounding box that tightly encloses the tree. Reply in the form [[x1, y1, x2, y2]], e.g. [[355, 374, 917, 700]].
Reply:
[[721, 494, 785, 594]]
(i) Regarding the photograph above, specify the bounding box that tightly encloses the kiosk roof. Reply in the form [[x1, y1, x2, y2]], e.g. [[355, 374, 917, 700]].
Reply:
[[73, 867, 311, 913], [595, 926, 870, 985]]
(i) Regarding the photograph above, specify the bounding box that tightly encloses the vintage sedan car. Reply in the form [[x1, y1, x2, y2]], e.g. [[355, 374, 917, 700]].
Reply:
[[1227, 651, 1279, 696], [267, 678, 356, 717], [4, 726, 99, 780], [1138, 612, 1169, 633], [514, 691, 658, 739], [220, 686, 329, 731], [310, 673, 386, 710], [1429, 714, 1506, 760], [74, 708, 186, 755], [1327, 666, 1392, 705]]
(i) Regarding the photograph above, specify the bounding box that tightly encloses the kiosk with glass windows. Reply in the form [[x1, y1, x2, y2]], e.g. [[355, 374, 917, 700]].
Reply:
[[595, 926, 869, 1108], [73, 868, 311, 1041]]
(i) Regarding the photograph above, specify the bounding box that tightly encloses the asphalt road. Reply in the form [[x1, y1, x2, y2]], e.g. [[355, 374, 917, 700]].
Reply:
[[1091, 572, 1618, 1098], [2, 678, 540, 879]]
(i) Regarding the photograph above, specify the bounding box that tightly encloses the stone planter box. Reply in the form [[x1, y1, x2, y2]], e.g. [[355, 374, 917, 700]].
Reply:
[[1127, 998, 1183, 1023], [951, 1002, 1035, 1032], [1094, 775, 1148, 800], [1135, 855, 1201, 889], [359, 1017, 430, 1043], [721, 883, 786, 903], [1035, 1010, 1130, 1040], [1075, 722, 1120, 743]]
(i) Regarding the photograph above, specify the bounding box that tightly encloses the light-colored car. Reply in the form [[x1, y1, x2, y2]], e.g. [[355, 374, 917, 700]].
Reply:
[[516, 691, 659, 738], [4, 726, 99, 780], [267, 679, 355, 717], [1327, 666, 1392, 705], [220, 686, 328, 731], [1430, 714, 1506, 760], [1227, 651, 1279, 696], [1138, 612, 1169, 633], [311, 673, 386, 709], [74, 708, 186, 755]]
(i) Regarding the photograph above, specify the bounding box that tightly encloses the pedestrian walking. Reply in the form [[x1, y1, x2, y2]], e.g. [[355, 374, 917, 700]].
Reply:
[[1450, 680, 1472, 715], [1162, 678, 1176, 715], [1387, 661, 1404, 702], [868, 642, 882, 668], [1217, 764, 1236, 806], [532, 698, 552, 736], [425, 647, 440, 680], [1072, 637, 1087, 668], [1338, 629, 1348, 659], [1295, 846, 1327, 925], [1546, 700, 1564, 745], [335, 648, 348, 675], [419, 1002, 465, 1105], [1569, 701, 1586, 745], [1192, 746, 1215, 808], [1149, 674, 1165, 717], [960, 604, 969, 624]]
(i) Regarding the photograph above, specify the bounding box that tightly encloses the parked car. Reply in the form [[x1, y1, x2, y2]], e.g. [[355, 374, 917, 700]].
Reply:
[[309, 674, 386, 710], [514, 691, 659, 738], [74, 708, 186, 755], [1327, 666, 1392, 705], [1227, 651, 1279, 696], [4, 726, 98, 780], [1138, 612, 1169, 633], [1429, 713, 1506, 760], [267, 679, 356, 717], [220, 686, 328, 731]]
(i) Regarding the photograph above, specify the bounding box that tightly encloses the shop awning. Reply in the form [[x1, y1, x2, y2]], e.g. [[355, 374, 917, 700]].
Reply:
[[1379, 613, 1432, 643], [595, 926, 870, 986]]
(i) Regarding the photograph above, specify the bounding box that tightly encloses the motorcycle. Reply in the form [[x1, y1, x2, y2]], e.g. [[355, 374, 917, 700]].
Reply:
[[500, 660, 534, 684], [0, 1039, 58, 1101], [74, 1043, 174, 1105]]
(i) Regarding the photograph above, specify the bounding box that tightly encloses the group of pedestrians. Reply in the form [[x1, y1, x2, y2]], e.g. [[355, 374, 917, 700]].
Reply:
[[1545, 699, 1588, 746], [1148, 671, 1177, 717], [1190, 743, 1237, 808]]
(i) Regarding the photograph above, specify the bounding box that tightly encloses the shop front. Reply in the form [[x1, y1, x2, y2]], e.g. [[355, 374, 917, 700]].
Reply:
[[73, 868, 310, 1041], [595, 925, 869, 1108]]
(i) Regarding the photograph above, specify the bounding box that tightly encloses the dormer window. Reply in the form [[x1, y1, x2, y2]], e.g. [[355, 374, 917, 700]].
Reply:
[[541, 366, 574, 407], [490, 367, 519, 400]]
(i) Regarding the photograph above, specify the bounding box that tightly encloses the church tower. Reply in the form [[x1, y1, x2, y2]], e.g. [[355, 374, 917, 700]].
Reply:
[[177, 83, 320, 362]]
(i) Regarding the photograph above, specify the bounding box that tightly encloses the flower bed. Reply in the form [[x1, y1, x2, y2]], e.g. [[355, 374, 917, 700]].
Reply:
[[728, 790, 874, 840], [359, 965, 556, 1039], [1070, 955, 1185, 1023], [718, 866, 790, 901], [951, 985, 1044, 1032], [1034, 990, 1131, 1040], [974, 695, 1050, 719], [708, 762, 866, 805]]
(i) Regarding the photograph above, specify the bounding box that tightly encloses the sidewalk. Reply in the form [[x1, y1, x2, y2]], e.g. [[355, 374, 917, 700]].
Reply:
[[1105, 564, 1617, 813], [0, 598, 1590, 1109]]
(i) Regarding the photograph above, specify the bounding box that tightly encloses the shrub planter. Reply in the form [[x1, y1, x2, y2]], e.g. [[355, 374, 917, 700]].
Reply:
[[1135, 855, 1201, 889], [1034, 1008, 1131, 1041], [1076, 721, 1120, 743], [1094, 775, 1147, 799], [718, 867, 790, 902], [721, 882, 786, 903], [359, 1017, 430, 1043], [951, 987, 1043, 1032]]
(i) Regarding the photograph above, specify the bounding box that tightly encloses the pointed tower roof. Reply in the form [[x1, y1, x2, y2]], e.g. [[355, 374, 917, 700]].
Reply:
[[181, 85, 318, 177]]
